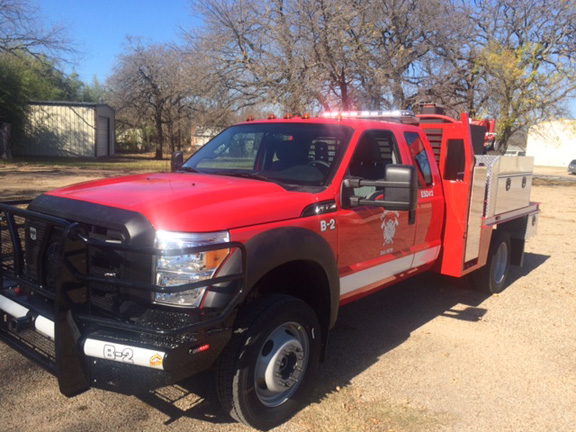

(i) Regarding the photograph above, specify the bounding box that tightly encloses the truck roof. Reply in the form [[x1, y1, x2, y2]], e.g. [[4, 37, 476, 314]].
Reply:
[[238, 116, 423, 133]]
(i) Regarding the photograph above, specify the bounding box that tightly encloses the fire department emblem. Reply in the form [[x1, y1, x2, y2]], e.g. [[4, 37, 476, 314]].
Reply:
[[380, 210, 400, 245]]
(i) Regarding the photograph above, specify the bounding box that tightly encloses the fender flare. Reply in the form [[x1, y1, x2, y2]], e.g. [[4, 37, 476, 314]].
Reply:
[[216, 227, 340, 330]]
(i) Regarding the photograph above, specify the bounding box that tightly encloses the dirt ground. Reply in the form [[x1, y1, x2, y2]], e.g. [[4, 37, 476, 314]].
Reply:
[[0, 165, 575, 431]]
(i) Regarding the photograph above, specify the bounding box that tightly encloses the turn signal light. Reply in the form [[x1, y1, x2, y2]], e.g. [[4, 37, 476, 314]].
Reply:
[[190, 344, 210, 355]]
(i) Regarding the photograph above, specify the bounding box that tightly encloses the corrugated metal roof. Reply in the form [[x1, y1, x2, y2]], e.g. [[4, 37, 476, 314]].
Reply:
[[28, 101, 115, 112]]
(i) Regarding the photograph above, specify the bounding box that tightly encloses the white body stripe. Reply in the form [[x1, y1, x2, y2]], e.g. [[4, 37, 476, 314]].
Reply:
[[412, 245, 441, 268], [340, 246, 441, 296], [84, 338, 166, 370], [340, 255, 412, 295]]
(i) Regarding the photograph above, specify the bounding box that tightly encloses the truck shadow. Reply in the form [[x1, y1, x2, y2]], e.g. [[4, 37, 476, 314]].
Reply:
[[314, 272, 489, 396], [135, 252, 550, 426], [507, 252, 550, 285]]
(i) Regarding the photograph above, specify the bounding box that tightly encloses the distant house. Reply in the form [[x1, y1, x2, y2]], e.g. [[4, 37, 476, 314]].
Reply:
[[17, 101, 115, 157], [526, 119, 576, 167], [190, 127, 219, 150]]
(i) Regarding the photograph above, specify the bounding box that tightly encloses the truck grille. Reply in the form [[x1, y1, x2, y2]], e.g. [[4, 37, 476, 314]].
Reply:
[[24, 221, 63, 291], [23, 219, 198, 343], [23, 220, 128, 296]]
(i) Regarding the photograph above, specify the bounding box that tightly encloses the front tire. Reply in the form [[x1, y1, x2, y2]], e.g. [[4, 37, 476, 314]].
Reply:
[[472, 230, 511, 294], [216, 295, 321, 430]]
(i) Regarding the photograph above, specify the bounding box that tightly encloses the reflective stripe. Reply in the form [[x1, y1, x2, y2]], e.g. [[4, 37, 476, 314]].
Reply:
[[412, 246, 441, 267], [84, 338, 166, 370], [0, 294, 29, 318], [340, 255, 413, 296], [340, 246, 441, 296]]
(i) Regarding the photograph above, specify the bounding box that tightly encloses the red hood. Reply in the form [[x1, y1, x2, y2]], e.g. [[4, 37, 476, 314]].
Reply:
[[46, 173, 320, 231]]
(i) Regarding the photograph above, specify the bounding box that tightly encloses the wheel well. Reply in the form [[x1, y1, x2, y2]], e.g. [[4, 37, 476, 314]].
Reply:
[[494, 220, 526, 266], [246, 260, 332, 343]]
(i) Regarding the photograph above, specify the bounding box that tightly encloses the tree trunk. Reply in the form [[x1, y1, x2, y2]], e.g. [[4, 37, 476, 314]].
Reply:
[[340, 69, 351, 110], [154, 114, 163, 160], [168, 121, 175, 154], [0, 123, 13, 160], [498, 126, 514, 153]]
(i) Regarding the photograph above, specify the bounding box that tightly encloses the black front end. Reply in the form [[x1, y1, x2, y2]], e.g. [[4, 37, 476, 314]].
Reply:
[[0, 196, 245, 396]]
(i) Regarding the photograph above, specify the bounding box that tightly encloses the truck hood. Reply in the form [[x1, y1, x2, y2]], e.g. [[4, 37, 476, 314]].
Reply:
[[45, 173, 321, 232]]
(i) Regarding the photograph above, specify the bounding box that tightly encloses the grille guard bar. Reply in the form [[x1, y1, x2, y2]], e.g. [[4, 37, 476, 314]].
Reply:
[[1, 200, 247, 396], [0, 200, 247, 337]]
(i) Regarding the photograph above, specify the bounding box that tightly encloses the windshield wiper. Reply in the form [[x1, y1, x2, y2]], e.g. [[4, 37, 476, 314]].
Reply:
[[180, 166, 198, 173], [219, 172, 276, 183]]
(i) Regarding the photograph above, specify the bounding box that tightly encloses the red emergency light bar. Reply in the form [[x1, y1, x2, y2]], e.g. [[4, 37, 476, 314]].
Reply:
[[320, 110, 419, 125]]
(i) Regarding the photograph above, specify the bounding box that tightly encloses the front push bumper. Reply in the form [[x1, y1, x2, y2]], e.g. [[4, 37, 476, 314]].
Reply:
[[0, 201, 246, 396]]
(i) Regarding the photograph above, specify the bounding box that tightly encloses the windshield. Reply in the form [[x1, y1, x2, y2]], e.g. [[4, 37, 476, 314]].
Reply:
[[183, 122, 353, 187]]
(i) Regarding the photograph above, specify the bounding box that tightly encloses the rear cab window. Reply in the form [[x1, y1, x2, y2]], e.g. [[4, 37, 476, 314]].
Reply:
[[404, 132, 433, 188]]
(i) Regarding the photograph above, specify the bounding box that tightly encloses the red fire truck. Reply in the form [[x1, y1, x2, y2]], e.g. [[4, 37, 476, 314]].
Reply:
[[0, 108, 539, 429]]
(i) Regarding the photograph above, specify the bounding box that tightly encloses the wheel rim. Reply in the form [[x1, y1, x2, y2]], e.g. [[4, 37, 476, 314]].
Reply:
[[493, 241, 509, 285], [254, 321, 309, 408]]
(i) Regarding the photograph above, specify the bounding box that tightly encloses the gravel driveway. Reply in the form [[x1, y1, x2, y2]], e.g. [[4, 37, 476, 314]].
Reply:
[[0, 166, 574, 431]]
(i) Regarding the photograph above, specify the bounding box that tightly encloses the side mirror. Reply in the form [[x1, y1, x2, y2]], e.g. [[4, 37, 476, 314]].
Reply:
[[342, 165, 418, 211], [171, 151, 184, 172]]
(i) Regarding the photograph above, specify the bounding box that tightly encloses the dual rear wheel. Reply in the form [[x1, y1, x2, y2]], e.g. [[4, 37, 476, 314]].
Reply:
[[472, 230, 511, 294]]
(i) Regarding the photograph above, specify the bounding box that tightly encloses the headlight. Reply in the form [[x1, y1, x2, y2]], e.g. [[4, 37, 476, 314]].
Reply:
[[155, 230, 230, 307]]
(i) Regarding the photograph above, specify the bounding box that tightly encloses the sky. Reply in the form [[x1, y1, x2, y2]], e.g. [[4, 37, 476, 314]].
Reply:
[[38, 0, 199, 83]]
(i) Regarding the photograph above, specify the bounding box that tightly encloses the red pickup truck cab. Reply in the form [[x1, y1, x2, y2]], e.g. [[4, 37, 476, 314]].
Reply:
[[0, 110, 538, 429]]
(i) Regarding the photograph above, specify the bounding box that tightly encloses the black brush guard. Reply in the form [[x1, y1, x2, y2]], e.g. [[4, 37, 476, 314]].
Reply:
[[0, 200, 246, 396]]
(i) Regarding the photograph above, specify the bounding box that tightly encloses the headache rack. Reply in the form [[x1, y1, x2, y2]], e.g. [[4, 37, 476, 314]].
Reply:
[[0, 200, 246, 394]]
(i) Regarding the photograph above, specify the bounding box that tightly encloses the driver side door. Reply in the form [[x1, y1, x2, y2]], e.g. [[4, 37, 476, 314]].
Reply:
[[338, 129, 417, 302]]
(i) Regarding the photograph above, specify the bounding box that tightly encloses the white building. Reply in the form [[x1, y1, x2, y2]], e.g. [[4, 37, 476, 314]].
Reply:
[[18, 101, 115, 157], [526, 120, 576, 167]]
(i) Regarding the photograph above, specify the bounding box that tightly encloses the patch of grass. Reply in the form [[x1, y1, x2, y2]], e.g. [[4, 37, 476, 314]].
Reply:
[[533, 177, 576, 187], [0, 152, 196, 172], [293, 386, 452, 432]]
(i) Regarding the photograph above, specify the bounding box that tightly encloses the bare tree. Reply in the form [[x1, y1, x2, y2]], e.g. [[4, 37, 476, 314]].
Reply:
[[189, 0, 319, 113], [190, 0, 370, 111], [0, 0, 71, 59], [189, 0, 445, 111], [108, 42, 185, 158], [0, 0, 74, 159], [425, 0, 576, 148], [108, 39, 235, 158], [355, 0, 444, 109], [187, 0, 575, 148]]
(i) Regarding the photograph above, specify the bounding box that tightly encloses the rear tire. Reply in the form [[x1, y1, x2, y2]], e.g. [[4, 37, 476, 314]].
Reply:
[[216, 295, 321, 430], [472, 230, 511, 294]]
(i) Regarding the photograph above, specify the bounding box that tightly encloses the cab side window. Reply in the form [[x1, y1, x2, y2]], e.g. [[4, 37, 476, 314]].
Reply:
[[348, 130, 399, 199], [404, 132, 433, 188]]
